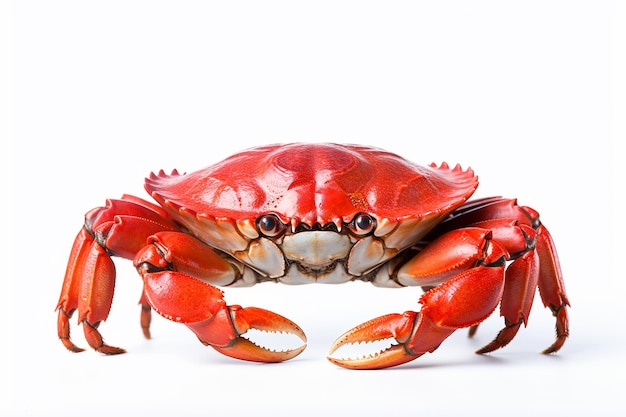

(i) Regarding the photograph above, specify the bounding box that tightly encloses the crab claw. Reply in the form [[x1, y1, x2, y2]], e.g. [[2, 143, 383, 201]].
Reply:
[[328, 312, 421, 369], [142, 270, 307, 363], [203, 306, 307, 363]]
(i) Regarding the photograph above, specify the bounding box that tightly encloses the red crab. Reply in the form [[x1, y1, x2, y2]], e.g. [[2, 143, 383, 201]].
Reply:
[[56, 143, 569, 369]]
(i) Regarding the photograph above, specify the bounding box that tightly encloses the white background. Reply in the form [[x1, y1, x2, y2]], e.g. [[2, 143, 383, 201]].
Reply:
[[3, 1, 624, 416]]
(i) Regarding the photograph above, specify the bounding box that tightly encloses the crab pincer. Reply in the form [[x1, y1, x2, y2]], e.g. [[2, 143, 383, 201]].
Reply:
[[329, 310, 465, 370], [328, 312, 426, 369], [142, 270, 307, 363], [208, 306, 308, 362]]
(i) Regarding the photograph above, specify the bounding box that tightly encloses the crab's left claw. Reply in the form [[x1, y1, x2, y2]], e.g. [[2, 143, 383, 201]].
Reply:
[[328, 311, 424, 369], [329, 263, 512, 369], [328, 310, 460, 369], [209, 306, 308, 363]]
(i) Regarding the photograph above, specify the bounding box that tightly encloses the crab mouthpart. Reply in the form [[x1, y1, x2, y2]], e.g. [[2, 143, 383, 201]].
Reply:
[[327, 312, 421, 369], [281, 231, 352, 269], [212, 306, 307, 363]]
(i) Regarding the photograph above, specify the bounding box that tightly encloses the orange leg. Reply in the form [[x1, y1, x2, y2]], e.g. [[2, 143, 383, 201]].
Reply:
[[421, 198, 569, 352], [56, 197, 180, 354], [56, 228, 123, 354], [475, 249, 539, 353], [535, 223, 570, 353]]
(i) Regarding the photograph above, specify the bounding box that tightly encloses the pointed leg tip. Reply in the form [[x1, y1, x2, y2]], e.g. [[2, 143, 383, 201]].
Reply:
[[95, 345, 127, 355], [541, 336, 567, 355], [60, 338, 86, 353], [141, 327, 152, 340], [475, 345, 496, 355], [476, 322, 521, 354]]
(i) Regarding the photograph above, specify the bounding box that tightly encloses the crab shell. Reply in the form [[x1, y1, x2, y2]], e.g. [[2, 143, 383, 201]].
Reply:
[[144, 143, 478, 283]]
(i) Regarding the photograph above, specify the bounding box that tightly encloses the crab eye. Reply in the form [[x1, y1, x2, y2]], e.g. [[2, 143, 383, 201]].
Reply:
[[257, 214, 285, 237], [349, 213, 376, 236]]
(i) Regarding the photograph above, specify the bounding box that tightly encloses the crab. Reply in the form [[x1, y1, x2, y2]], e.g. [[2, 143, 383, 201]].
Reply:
[[56, 143, 569, 369]]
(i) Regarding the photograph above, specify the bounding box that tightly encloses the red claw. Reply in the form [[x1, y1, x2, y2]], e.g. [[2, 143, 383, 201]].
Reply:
[[142, 270, 307, 363], [208, 306, 308, 363], [327, 312, 423, 370]]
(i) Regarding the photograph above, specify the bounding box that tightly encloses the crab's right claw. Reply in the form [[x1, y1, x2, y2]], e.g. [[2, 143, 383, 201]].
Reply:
[[194, 306, 307, 363], [328, 312, 422, 370], [142, 270, 307, 363]]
